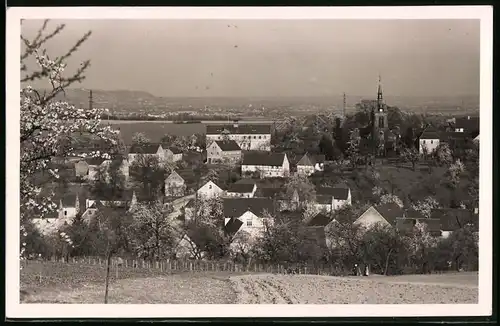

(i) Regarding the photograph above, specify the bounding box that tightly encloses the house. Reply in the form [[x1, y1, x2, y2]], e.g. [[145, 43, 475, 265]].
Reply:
[[223, 198, 275, 238], [296, 153, 325, 177], [206, 140, 242, 165], [241, 151, 290, 178], [395, 218, 442, 237], [163, 147, 183, 163], [430, 208, 478, 238], [353, 202, 404, 229], [84, 190, 137, 213], [83, 158, 107, 180], [454, 116, 480, 137], [128, 143, 164, 164], [206, 122, 272, 151], [253, 186, 290, 211], [418, 127, 441, 154], [57, 194, 81, 220], [314, 186, 352, 212], [197, 180, 225, 199], [164, 170, 187, 197], [225, 179, 257, 198]]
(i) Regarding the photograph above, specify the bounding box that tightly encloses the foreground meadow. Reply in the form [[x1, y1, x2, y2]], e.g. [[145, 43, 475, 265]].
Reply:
[[20, 261, 478, 304]]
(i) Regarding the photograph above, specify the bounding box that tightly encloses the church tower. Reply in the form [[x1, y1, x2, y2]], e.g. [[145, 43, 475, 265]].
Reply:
[[373, 75, 388, 131]]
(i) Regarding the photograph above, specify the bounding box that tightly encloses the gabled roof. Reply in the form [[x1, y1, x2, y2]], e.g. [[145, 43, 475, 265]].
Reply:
[[227, 181, 255, 194], [166, 170, 185, 183], [214, 140, 242, 151], [315, 194, 332, 205], [224, 218, 244, 237], [396, 218, 442, 235], [297, 153, 315, 167], [404, 208, 426, 219], [129, 143, 161, 154], [316, 186, 350, 200], [60, 194, 78, 207], [419, 126, 441, 140], [164, 147, 183, 155], [223, 198, 275, 218], [374, 202, 404, 225], [242, 151, 286, 167], [199, 180, 225, 191], [307, 212, 332, 227], [255, 187, 286, 199], [206, 124, 271, 135], [85, 157, 107, 166], [431, 208, 478, 232], [455, 116, 479, 131], [89, 189, 135, 202]]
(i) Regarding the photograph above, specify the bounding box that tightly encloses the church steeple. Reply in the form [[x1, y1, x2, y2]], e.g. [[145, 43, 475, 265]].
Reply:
[[377, 75, 384, 111]]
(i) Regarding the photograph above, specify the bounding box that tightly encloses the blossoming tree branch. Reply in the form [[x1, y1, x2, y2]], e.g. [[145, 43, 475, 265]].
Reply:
[[20, 20, 119, 258]]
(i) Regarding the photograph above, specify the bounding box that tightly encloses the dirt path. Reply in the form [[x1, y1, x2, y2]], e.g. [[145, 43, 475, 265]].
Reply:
[[229, 274, 478, 304]]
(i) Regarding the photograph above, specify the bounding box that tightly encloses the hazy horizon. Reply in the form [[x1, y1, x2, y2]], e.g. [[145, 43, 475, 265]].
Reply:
[[21, 19, 480, 98]]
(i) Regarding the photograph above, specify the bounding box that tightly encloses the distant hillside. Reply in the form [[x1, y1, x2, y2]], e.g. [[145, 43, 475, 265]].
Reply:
[[45, 88, 479, 114]]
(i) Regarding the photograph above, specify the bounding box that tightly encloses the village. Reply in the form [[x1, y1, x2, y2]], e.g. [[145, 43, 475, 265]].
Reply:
[[25, 80, 480, 276]]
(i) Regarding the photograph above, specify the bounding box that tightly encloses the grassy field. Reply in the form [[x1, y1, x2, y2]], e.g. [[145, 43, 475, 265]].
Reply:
[[20, 261, 478, 304]]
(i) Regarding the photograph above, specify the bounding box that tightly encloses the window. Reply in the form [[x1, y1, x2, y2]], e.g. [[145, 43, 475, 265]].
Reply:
[[209, 185, 212, 189], [422, 140, 426, 144], [378, 116, 385, 129], [253, 136, 256, 139], [430, 140, 434, 144], [259, 136, 262, 139], [64, 210, 67, 216], [247, 220, 253, 227]]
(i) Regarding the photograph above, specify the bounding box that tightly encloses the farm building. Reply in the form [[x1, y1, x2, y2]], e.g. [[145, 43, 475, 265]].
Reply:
[[225, 179, 257, 198], [241, 151, 290, 178], [206, 122, 272, 151], [206, 140, 242, 165], [128, 143, 165, 164]]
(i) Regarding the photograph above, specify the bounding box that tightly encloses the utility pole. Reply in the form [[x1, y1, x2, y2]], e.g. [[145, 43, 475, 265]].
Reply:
[[343, 92, 346, 118]]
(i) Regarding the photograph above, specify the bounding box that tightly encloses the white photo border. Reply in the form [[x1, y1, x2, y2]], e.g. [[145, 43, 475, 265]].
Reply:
[[5, 5, 493, 318]]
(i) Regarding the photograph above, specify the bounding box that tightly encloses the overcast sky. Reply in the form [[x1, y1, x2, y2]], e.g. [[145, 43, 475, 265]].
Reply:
[[21, 19, 480, 98]]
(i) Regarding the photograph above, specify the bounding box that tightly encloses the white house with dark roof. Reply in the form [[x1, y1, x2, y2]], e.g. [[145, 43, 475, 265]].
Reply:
[[314, 186, 352, 212], [353, 203, 404, 229], [206, 140, 242, 165], [197, 180, 225, 199], [241, 151, 290, 178], [225, 179, 257, 198], [164, 170, 187, 197], [418, 127, 441, 154], [205, 122, 272, 151], [223, 198, 275, 239], [128, 143, 165, 163], [296, 153, 325, 177]]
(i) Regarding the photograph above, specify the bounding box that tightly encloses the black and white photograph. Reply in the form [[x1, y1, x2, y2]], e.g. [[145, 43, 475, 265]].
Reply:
[[6, 6, 493, 319]]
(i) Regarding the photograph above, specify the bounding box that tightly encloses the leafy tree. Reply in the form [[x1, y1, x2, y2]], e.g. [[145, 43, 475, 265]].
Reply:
[[93, 204, 134, 303], [433, 143, 453, 167], [20, 20, 118, 254], [129, 155, 168, 199], [362, 224, 408, 275], [318, 133, 338, 160], [130, 201, 176, 260], [379, 194, 404, 208], [387, 106, 404, 130], [440, 225, 478, 271], [406, 222, 441, 274], [400, 147, 421, 171], [284, 174, 316, 208], [324, 220, 365, 273], [411, 196, 440, 218], [132, 132, 151, 145]]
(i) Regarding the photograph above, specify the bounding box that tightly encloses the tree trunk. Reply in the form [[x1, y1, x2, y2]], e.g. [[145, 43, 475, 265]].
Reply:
[[384, 248, 393, 276], [104, 249, 113, 304]]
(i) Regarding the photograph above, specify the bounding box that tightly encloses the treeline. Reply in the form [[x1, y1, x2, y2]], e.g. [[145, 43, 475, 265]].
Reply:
[[22, 198, 478, 276]]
